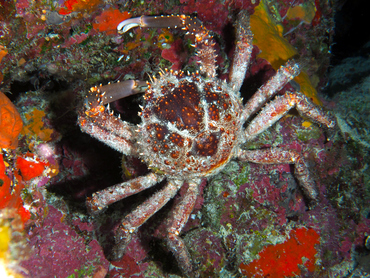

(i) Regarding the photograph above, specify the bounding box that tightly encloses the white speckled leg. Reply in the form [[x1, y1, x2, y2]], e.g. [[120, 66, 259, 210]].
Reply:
[[165, 180, 200, 277], [229, 11, 253, 93], [244, 91, 336, 140], [238, 148, 318, 202], [78, 111, 137, 155], [113, 180, 183, 259], [86, 172, 165, 214], [242, 61, 300, 121]]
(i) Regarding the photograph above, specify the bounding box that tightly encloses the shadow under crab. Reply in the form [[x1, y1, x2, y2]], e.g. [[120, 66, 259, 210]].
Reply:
[[78, 11, 335, 277]]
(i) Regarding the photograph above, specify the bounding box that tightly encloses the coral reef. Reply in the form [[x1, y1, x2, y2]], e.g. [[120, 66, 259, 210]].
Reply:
[[0, 0, 368, 277]]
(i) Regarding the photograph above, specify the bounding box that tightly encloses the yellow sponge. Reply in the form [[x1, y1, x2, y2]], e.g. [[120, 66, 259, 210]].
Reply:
[[250, 0, 321, 105]]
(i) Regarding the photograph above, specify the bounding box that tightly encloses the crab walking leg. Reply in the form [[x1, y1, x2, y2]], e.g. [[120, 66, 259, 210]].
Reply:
[[86, 173, 165, 214], [78, 112, 136, 155], [242, 61, 300, 121], [113, 180, 183, 259], [117, 15, 217, 78], [238, 148, 318, 201], [165, 180, 200, 277], [229, 11, 253, 92], [245, 92, 336, 140], [79, 105, 135, 139]]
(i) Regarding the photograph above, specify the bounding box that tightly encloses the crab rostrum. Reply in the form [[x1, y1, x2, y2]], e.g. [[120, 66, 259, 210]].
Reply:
[[78, 11, 335, 277]]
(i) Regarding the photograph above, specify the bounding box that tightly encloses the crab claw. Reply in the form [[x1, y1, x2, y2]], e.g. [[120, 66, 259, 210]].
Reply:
[[117, 16, 144, 33], [117, 15, 206, 37], [86, 80, 147, 109]]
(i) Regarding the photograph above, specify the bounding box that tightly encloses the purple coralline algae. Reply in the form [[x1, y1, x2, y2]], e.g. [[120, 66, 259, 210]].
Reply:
[[20, 206, 109, 277]]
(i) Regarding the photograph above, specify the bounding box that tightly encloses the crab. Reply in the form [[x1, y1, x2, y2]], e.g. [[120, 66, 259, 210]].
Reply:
[[78, 11, 335, 277]]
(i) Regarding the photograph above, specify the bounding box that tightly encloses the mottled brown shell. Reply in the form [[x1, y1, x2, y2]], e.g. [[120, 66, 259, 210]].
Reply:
[[139, 71, 243, 178]]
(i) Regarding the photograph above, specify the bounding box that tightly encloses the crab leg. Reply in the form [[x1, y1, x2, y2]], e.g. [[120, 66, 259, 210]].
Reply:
[[78, 80, 148, 155], [117, 15, 217, 77], [113, 180, 183, 259], [238, 148, 318, 201], [165, 179, 200, 277], [229, 11, 253, 92], [86, 172, 165, 214], [78, 113, 135, 155], [242, 61, 300, 121], [78, 111, 136, 155], [244, 91, 336, 140]]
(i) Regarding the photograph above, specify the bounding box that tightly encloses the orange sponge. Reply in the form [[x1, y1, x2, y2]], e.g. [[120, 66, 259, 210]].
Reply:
[[240, 227, 320, 277], [59, 0, 102, 15], [0, 91, 23, 149], [93, 8, 131, 34]]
